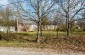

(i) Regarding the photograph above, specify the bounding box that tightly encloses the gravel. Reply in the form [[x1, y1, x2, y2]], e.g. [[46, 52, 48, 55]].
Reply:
[[0, 47, 85, 55]]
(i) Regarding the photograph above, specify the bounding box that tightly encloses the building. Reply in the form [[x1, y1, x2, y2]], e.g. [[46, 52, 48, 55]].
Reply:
[[18, 23, 37, 32], [0, 26, 15, 32]]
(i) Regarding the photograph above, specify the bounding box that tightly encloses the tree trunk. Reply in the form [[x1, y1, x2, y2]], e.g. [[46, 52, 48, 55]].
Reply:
[[56, 25, 59, 37], [41, 25, 42, 36], [66, 23, 69, 36], [7, 26, 10, 34], [0, 33, 1, 40], [66, 17, 70, 36], [36, 22, 42, 43], [66, 0, 70, 37]]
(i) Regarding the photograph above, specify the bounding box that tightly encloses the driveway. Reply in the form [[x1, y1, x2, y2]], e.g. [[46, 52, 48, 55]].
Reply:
[[0, 47, 84, 55]]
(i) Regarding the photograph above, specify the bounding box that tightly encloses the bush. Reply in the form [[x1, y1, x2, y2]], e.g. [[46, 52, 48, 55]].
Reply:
[[75, 29, 84, 32], [59, 25, 66, 31], [0, 32, 37, 43], [44, 35, 85, 46], [0, 33, 25, 42], [83, 28, 85, 31]]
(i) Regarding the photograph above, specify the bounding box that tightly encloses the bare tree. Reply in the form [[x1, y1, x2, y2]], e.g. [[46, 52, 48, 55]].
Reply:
[[53, 13, 65, 37], [9, 0, 56, 42], [53, 0, 85, 36]]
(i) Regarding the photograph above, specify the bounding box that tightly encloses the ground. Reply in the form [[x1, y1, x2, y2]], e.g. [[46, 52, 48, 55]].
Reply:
[[0, 47, 85, 55]]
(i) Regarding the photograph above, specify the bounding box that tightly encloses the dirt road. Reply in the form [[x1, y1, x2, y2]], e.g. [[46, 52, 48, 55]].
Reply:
[[0, 47, 84, 55]]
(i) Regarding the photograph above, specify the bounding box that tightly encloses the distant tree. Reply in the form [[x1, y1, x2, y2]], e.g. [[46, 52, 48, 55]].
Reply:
[[82, 10, 85, 19], [69, 20, 76, 32], [77, 11, 85, 31], [53, 13, 65, 37], [1, 6, 14, 33], [42, 16, 48, 30]]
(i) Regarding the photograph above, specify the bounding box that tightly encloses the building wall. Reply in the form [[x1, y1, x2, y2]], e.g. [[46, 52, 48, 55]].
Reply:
[[0, 26, 15, 32], [44, 25, 57, 30], [18, 24, 57, 32], [18, 24, 37, 32], [0, 25, 57, 32]]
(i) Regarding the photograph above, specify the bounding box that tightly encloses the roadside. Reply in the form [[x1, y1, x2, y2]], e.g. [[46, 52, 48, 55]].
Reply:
[[0, 47, 85, 55]]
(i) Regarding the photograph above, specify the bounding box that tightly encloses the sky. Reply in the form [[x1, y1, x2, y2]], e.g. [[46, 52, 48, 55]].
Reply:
[[0, 0, 8, 6], [0, 0, 83, 19]]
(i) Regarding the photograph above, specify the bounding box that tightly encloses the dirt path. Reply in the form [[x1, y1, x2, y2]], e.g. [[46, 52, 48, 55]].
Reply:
[[0, 47, 85, 55]]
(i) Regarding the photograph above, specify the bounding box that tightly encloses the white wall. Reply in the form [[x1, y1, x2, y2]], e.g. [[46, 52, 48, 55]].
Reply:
[[0, 26, 15, 32], [29, 25, 37, 31]]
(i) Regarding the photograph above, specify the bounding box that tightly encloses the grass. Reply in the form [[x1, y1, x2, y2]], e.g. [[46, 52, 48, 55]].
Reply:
[[17, 31, 85, 37], [0, 40, 29, 47], [0, 40, 52, 48], [18, 31, 66, 37], [0, 31, 85, 52], [0, 35, 85, 53]]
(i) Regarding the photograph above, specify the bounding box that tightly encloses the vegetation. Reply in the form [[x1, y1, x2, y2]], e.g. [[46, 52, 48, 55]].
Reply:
[[0, 0, 85, 53], [0, 31, 85, 52]]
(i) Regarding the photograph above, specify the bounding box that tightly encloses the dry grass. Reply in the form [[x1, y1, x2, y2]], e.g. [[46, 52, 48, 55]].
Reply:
[[0, 31, 85, 53]]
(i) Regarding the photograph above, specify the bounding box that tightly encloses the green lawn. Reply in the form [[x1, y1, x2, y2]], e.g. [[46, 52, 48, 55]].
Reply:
[[17, 31, 85, 37], [18, 31, 66, 37]]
